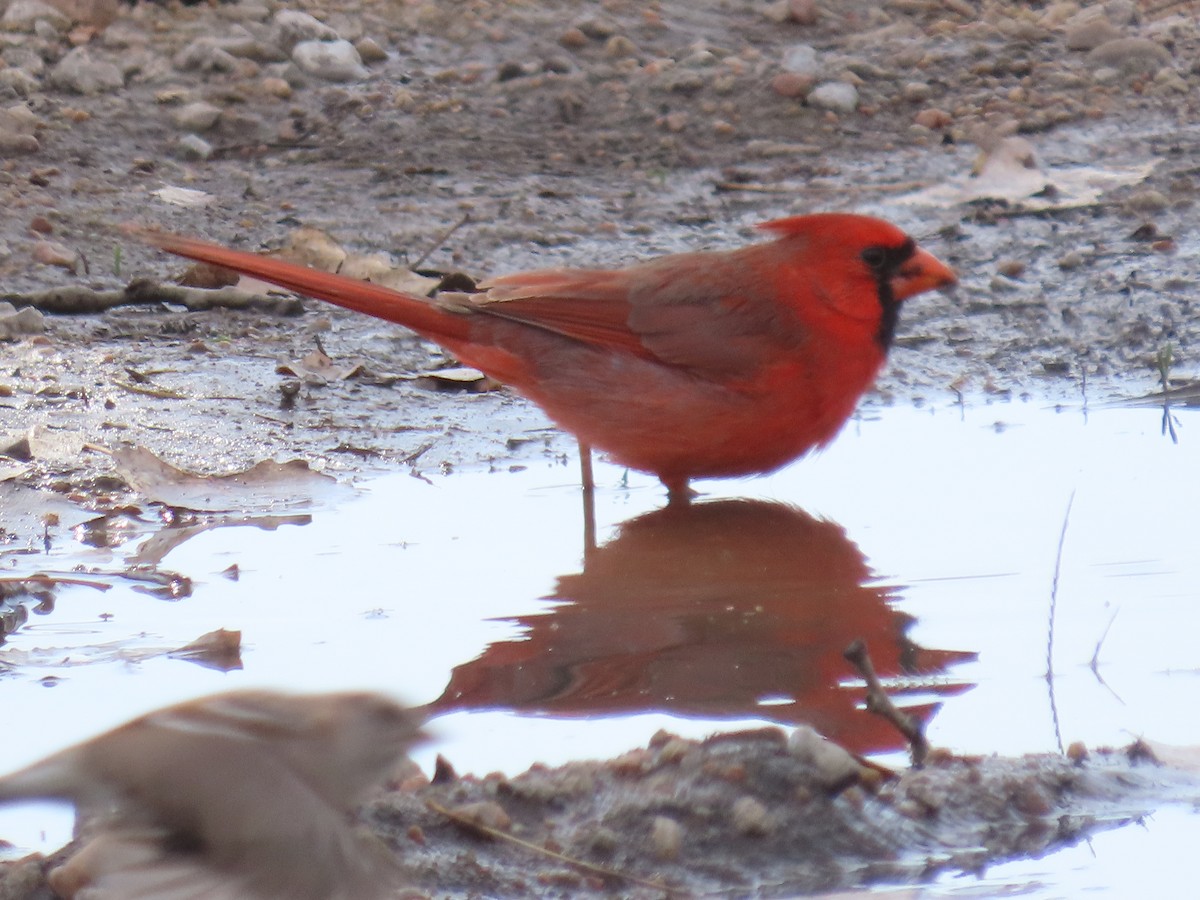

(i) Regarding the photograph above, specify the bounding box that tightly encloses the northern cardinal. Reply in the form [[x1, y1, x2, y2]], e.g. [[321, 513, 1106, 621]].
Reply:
[[0, 690, 422, 899], [140, 214, 955, 501]]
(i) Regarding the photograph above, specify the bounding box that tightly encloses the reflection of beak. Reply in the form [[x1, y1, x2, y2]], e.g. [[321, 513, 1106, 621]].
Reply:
[[892, 247, 957, 301]]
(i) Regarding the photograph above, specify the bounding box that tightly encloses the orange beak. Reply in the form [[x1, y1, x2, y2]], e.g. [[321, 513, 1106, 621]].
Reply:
[[891, 246, 957, 301]]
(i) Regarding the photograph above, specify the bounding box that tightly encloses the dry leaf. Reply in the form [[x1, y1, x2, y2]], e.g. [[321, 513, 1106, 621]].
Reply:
[[278, 227, 346, 272], [899, 137, 1156, 210], [150, 186, 214, 208], [112, 445, 349, 512]]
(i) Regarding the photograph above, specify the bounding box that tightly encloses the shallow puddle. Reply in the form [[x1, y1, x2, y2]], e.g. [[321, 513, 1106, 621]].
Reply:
[[3, 393, 1200, 895]]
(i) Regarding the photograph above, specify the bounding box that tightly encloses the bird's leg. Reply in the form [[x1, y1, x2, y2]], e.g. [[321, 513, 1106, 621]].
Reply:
[[579, 441, 596, 556]]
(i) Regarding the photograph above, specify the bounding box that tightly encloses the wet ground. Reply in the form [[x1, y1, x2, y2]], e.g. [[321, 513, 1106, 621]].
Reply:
[[3, 0, 1200, 897]]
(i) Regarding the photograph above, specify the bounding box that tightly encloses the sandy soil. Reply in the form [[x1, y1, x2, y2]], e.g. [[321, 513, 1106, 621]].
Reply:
[[2, 0, 1200, 896]]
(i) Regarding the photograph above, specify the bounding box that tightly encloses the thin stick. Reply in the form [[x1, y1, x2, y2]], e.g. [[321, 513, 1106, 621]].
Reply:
[[844, 639, 929, 767], [410, 213, 471, 272], [426, 800, 675, 895], [1045, 490, 1076, 755]]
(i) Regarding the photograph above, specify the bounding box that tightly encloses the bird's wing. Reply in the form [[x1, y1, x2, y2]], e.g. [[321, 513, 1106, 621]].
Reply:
[[477, 248, 803, 379]]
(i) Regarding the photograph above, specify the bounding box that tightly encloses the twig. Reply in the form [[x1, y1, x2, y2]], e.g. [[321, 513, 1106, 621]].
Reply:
[[1157, 346, 1179, 443], [3, 280, 304, 316], [0, 574, 112, 591], [1089, 609, 1125, 705], [843, 639, 929, 767], [426, 800, 675, 895], [111, 378, 187, 400], [410, 213, 471, 271], [1045, 490, 1076, 755]]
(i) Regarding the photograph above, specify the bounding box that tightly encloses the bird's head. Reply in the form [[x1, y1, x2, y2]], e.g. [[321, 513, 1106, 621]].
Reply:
[[758, 213, 956, 349]]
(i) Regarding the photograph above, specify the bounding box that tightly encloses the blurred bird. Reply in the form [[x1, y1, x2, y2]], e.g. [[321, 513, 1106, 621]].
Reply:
[[0, 690, 423, 900]]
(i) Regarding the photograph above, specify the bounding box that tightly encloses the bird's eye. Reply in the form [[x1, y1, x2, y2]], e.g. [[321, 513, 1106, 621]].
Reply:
[[861, 246, 888, 271]]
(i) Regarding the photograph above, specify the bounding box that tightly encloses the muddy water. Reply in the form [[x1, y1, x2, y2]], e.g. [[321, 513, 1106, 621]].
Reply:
[[3, 393, 1199, 895]]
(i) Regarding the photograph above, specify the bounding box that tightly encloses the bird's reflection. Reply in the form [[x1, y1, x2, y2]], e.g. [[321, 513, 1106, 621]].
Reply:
[[431, 499, 974, 754]]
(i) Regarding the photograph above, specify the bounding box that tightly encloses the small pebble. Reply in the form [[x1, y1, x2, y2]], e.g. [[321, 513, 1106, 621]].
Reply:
[[271, 9, 338, 51], [807, 81, 858, 113], [771, 71, 814, 98], [788, 0, 819, 25], [1, 0, 69, 33], [558, 26, 587, 50], [49, 47, 124, 94], [1125, 189, 1168, 213], [731, 796, 774, 836], [354, 37, 388, 64], [1065, 18, 1121, 51], [292, 39, 368, 82], [780, 43, 819, 78], [261, 76, 292, 98], [1057, 250, 1085, 270], [650, 816, 683, 861], [177, 133, 213, 161], [788, 726, 862, 791], [1087, 37, 1171, 73], [32, 239, 77, 269], [902, 81, 932, 102], [996, 259, 1025, 278], [172, 101, 222, 132], [449, 801, 511, 831], [914, 107, 951, 129]]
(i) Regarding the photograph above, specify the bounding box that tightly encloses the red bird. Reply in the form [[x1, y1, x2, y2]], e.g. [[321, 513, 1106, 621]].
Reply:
[[142, 214, 954, 502]]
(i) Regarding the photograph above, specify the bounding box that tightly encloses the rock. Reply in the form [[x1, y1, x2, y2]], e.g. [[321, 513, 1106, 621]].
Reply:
[[48, 46, 124, 94], [603, 35, 638, 59], [902, 80, 932, 102], [174, 39, 240, 73], [914, 107, 952, 129], [1087, 37, 1171, 73], [261, 76, 292, 98], [354, 37, 387, 64], [807, 81, 858, 113], [447, 801, 511, 831], [1125, 189, 1168, 213], [762, 0, 791, 24], [731, 796, 775, 836], [781, 43, 819, 78], [576, 17, 616, 40], [0, 68, 40, 96], [788, 0, 819, 26], [0, 105, 40, 153], [650, 816, 683, 861], [177, 133, 213, 161], [771, 71, 814, 98], [3, 46, 46, 76], [1057, 249, 1085, 270], [1065, 18, 1121, 51], [1104, 0, 1136, 27], [292, 39, 367, 82], [558, 26, 587, 50], [172, 101, 222, 132], [271, 9, 338, 52], [0, 302, 44, 339], [1, 0, 70, 33], [1153, 67, 1188, 94], [996, 259, 1026, 278], [788, 726, 862, 791], [32, 239, 77, 269], [45, 0, 119, 28]]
